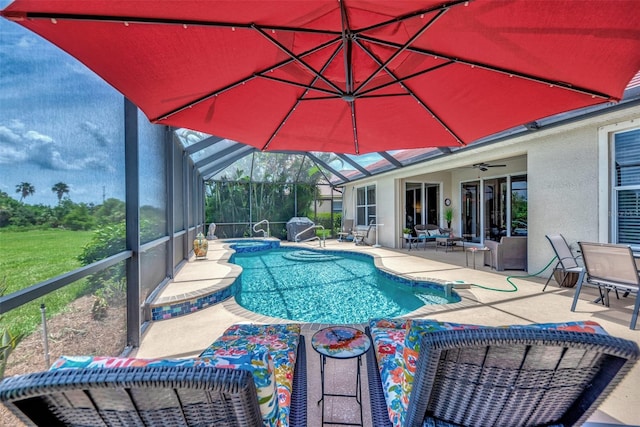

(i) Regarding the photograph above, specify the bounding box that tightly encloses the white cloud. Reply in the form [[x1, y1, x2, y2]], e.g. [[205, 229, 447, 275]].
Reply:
[[9, 119, 25, 130], [80, 121, 112, 147], [0, 125, 26, 163], [0, 125, 21, 143], [24, 130, 54, 144], [16, 35, 37, 49]]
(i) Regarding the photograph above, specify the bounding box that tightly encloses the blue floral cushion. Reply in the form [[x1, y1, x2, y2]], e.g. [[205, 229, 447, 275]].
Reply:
[[369, 319, 407, 427], [222, 323, 301, 337], [201, 323, 301, 427]]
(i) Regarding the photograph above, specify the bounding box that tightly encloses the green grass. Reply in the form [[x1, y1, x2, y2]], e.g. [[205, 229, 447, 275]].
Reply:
[[0, 229, 94, 339]]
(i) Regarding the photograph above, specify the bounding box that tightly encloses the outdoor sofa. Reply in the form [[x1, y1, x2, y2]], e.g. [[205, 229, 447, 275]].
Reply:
[[414, 224, 450, 249], [365, 317, 639, 427], [0, 323, 307, 427]]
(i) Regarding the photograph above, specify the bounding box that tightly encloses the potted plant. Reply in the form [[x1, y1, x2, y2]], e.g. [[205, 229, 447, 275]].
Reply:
[[445, 207, 454, 229], [403, 228, 412, 238]]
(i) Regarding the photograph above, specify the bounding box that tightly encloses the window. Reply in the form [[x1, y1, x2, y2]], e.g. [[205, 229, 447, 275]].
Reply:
[[613, 128, 640, 246], [356, 184, 376, 226]]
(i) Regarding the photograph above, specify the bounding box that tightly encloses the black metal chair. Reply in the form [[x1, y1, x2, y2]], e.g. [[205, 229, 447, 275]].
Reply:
[[0, 337, 307, 427], [543, 234, 584, 291], [366, 327, 638, 427]]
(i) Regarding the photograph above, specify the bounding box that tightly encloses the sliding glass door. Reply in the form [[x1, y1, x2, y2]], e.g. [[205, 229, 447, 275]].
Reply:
[[462, 176, 527, 244], [405, 182, 440, 232], [462, 182, 481, 243]]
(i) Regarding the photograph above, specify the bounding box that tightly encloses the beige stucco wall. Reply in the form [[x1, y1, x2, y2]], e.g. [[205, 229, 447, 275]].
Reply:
[[340, 103, 640, 277]]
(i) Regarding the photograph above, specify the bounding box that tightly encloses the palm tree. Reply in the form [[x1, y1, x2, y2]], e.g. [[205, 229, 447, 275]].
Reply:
[[15, 182, 35, 202], [51, 182, 70, 203]]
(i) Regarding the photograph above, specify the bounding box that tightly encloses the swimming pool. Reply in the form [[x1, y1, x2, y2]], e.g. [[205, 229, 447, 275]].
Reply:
[[230, 247, 459, 324]]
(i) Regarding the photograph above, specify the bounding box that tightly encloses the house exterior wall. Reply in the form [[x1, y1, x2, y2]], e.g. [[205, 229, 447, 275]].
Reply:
[[340, 103, 640, 277]]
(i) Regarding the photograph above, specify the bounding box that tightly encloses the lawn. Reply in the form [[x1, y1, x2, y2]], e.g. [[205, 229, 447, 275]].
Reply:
[[0, 229, 94, 338]]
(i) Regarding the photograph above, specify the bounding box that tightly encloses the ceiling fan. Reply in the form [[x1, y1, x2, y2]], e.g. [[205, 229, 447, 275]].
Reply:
[[471, 162, 506, 171]]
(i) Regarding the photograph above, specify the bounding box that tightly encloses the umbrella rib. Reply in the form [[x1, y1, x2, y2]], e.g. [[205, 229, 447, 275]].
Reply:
[[3, 11, 342, 36], [257, 74, 339, 97], [358, 62, 454, 97], [359, 34, 613, 100], [261, 44, 343, 151], [252, 24, 343, 94], [354, 39, 465, 146], [354, 8, 447, 96], [153, 36, 341, 122], [352, 0, 471, 34]]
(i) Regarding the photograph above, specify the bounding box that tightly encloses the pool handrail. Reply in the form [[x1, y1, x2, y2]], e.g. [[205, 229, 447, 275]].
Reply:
[[253, 219, 270, 238], [295, 224, 325, 247]]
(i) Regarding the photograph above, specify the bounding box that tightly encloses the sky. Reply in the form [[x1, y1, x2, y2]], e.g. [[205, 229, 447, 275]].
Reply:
[[0, 0, 126, 206]]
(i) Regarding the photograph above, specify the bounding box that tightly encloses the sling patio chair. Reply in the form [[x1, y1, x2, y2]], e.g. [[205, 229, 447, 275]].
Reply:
[[542, 234, 585, 291], [353, 220, 375, 246], [366, 319, 639, 427], [0, 330, 307, 426], [337, 218, 354, 242], [572, 241, 640, 330]]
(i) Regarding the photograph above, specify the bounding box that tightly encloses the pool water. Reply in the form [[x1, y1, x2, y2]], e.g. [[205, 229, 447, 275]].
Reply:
[[231, 248, 458, 324]]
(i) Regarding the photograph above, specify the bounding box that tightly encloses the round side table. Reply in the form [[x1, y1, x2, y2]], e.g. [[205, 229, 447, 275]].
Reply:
[[311, 326, 371, 426]]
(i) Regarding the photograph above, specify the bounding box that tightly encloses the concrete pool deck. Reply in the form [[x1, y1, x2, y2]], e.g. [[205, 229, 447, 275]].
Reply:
[[134, 239, 640, 426]]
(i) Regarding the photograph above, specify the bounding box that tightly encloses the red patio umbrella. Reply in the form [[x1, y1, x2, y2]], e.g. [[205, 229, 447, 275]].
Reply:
[[2, 0, 639, 154]]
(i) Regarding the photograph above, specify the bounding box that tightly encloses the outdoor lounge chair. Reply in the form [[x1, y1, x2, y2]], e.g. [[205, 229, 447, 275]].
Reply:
[[1, 365, 267, 426], [543, 234, 584, 291], [353, 220, 375, 246], [572, 242, 640, 330], [0, 331, 307, 427], [337, 218, 354, 242], [366, 320, 639, 427]]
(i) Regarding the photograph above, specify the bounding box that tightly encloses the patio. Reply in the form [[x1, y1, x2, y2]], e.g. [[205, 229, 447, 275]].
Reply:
[[134, 239, 640, 426]]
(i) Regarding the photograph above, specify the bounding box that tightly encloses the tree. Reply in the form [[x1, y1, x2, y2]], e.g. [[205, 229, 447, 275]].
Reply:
[[51, 182, 70, 203], [62, 203, 95, 230], [15, 182, 35, 202]]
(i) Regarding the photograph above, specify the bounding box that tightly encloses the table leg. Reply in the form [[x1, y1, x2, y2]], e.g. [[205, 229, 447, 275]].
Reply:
[[318, 353, 325, 426], [317, 354, 364, 426]]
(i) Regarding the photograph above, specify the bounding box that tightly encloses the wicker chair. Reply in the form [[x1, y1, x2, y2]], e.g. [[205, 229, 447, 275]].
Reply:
[[0, 337, 307, 427], [366, 327, 638, 427]]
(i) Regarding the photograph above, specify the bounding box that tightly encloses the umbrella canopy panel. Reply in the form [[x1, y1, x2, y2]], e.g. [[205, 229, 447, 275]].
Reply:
[[3, 0, 639, 154]]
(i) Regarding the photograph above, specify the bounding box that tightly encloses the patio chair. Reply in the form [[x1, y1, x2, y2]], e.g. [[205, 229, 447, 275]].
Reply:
[[366, 325, 639, 427], [353, 220, 375, 246], [542, 234, 585, 291], [337, 218, 354, 242], [0, 365, 266, 426], [572, 242, 640, 330], [0, 336, 307, 427]]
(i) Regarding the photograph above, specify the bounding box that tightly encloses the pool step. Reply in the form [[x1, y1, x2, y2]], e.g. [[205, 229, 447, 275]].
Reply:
[[146, 239, 283, 321], [282, 250, 341, 262], [146, 248, 242, 321]]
